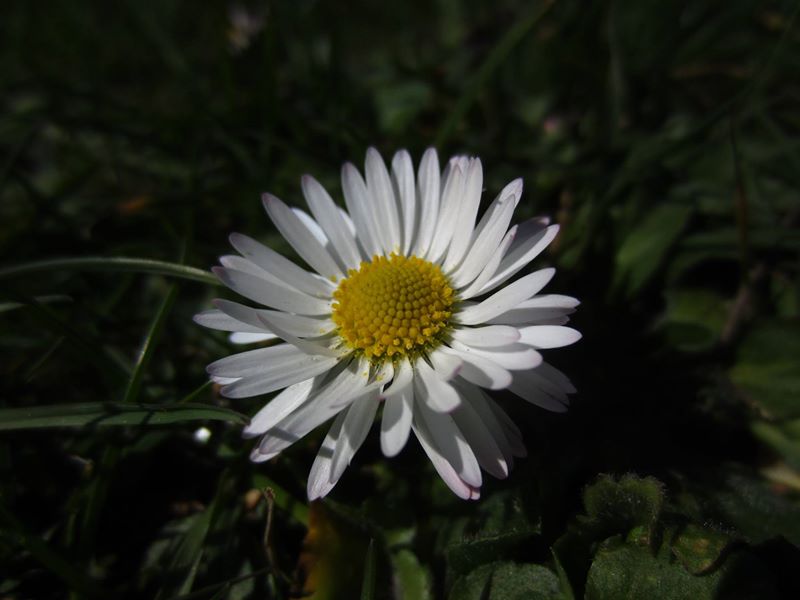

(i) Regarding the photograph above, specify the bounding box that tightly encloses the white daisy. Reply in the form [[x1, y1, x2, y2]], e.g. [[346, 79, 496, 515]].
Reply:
[[195, 148, 581, 500]]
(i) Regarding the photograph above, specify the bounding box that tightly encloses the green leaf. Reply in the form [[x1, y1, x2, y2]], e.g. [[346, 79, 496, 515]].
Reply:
[[446, 490, 541, 575], [613, 203, 693, 296], [0, 256, 218, 286], [448, 561, 562, 600], [154, 471, 230, 599], [391, 550, 433, 600], [585, 540, 779, 600], [729, 320, 800, 419], [751, 421, 800, 471], [685, 464, 800, 547], [582, 474, 665, 545], [670, 524, 732, 575], [660, 289, 728, 352], [0, 402, 248, 430]]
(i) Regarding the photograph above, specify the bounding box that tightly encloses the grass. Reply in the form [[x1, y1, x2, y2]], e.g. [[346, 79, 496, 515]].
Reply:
[[1, 1, 799, 598]]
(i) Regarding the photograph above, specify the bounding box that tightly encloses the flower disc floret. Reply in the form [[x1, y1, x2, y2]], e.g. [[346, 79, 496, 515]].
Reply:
[[332, 253, 455, 362]]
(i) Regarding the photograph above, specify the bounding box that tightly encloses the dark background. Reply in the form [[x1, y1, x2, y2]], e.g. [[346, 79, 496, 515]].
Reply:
[[1, 1, 799, 598]]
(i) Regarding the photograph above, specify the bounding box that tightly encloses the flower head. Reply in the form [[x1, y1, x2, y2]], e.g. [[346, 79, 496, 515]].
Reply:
[[195, 148, 581, 500]]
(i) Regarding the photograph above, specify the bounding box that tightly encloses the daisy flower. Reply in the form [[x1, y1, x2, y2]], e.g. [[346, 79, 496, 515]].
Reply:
[[195, 148, 581, 500]]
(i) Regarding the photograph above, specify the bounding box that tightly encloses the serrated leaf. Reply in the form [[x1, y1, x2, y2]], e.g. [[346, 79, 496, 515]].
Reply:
[[670, 524, 732, 575], [585, 540, 778, 600], [446, 490, 541, 575], [448, 561, 562, 600], [582, 474, 664, 545]]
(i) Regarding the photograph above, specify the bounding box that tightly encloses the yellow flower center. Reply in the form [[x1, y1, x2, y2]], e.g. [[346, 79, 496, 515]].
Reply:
[[331, 254, 455, 363]]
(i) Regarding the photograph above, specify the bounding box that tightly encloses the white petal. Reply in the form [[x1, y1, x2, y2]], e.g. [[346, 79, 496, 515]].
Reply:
[[214, 299, 335, 337], [415, 396, 482, 488], [243, 379, 315, 438], [426, 158, 465, 262], [207, 343, 302, 378], [221, 355, 339, 399], [307, 411, 347, 500], [508, 369, 569, 412], [412, 148, 441, 257], [451, 325, 521, 347], [341, 163, 381, 257], [484, 393, 527, 457], [414, 359, 461, 412], [381, 374, 413, 457], [365, 147, 401, 253], [443, 158, 483, 271], [487, 299, 577, 325], [219, 255, 281, 281], [451, 340, 543, 371], [330, 390, 380, 481], [229, 332, 278, 344], [518, 325, 582, 349], [229, 233, 334, 297], [454, 380, 517, 465], [251, 360, 370, 460], [213, 267, 332, 315], [262, 194, 343, 278], [458, 225, 517, 300], [256, 312, 342, 357], [457, 269, 555, 325], [211, 375, 239, 385], [512, 365, 570, 403], [451, 398, 508, 479], [301, 175, 362, 270], [380, 357, 413, 399], [193, 309, 267, 334], [476, 222, 559, 296], [450, 183, 518, 287], [391, 150, 416, 255], [428, 349, 463, 381], [412, 420, 478, 500], [536, 360, 577, 394], [442, 346, 512, 390]]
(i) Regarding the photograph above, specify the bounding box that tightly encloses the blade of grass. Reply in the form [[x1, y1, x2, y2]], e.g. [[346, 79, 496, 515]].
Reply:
[[122, 283, 178, 404], [0, 256, 218, 286], [434, 0, 554, 147], [0, 402, 247, 430], [156, 470, 230, 599], [79, 281, 180, 558], [360, 539, 377, 600]]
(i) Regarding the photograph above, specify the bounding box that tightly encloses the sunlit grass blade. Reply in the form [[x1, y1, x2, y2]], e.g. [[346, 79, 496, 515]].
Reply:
[[0, 256, 218, 286], [0, 402, 247, 430]]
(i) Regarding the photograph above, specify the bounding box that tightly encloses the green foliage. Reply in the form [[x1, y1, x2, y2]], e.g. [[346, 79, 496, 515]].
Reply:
[[1, 0, 799, 598], [449, 561, 562, 600]]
